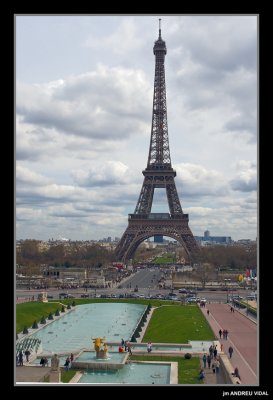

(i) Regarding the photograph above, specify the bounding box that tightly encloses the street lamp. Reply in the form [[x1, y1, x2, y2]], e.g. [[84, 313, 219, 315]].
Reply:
[[224, 279, 231, 303]]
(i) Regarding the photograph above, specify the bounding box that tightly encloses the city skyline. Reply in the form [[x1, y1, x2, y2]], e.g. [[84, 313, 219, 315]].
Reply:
[[16, 15, 257, 241]]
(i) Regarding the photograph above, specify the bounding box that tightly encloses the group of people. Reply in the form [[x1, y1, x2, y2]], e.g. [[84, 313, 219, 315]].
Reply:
[[16, 349, 31, 366], [39, 356, 49, 367], [119, 339, 132, 355], [218, 329, 229, 340], [64, 353, 74, 371]]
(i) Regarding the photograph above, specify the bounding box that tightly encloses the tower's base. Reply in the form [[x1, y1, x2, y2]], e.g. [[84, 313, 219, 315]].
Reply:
[[115, 215, 199, 262]]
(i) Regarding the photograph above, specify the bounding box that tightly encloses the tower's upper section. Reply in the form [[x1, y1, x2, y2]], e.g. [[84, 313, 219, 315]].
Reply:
[[153, 19, 167, 56], [147, 19, 172, 170]]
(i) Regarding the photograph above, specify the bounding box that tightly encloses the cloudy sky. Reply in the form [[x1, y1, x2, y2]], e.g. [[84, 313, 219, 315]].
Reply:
[[16, 15, 257, 242]]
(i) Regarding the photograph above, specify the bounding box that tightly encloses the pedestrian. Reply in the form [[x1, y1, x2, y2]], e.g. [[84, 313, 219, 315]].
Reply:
[[215, 359, 220, 374], [147, 342, 152, 353], [232, 307, 235, 313], [219, 329, 222, 339], [232, 367, 241, 380], [220, 343, 224, 352], [230, 306, 233, 312], [207, 309, 210, 316], [228, 346, 233, 358], [18, 351, 23, 366], [127, 342, 132, 355], [213, 346, 217, 360], [225, 329, 229, 340], [198, 368, 205, 380], [70, 353, 74, 363], [207, 354, 211, 369], [124, 340, 128, 352], [64, 357, 70, 371], [44, 357, 49, 367], [209, 345, 213, 358], [121, 338, 125, 347], [40, 357, 45, 367], [24, 349, 30, 362], [202, 353, 207, 368]]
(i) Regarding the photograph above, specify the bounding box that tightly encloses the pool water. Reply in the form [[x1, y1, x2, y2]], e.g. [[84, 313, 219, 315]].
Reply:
[[29, 303, 145, 353], [78, 362, 171, 384]]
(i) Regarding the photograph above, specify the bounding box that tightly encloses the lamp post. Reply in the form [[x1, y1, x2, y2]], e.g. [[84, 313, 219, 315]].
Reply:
[[224, 278, 231, 303]]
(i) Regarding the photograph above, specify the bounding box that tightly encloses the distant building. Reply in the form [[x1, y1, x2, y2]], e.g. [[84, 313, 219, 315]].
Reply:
[[195, 232, 232, 245], [154, 235, 163, 243]]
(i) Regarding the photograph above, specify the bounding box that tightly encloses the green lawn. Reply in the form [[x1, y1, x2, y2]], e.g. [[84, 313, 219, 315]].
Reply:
[[61, 369, 77, 383], [152, 253, 176, 264], [16, 301, 65, 333], [129, 355, 202, 384], [143, 305, 215, 343]]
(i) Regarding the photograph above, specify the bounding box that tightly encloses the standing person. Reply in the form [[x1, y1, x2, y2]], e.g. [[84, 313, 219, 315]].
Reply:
[[219, 329, 222, 339], [121, 338, 125, 347], [24, 349, 30, 362], [202, 353, 207, 368], [127, 341, 132, 355], [220, 343, 224, 352], [207, 309, 210, 316], [207, 354, 211, 369], [124, 340, 128, 352], [147, 342, 152, 353], [228, 346, 234, 358], [225, 329, 229, 340], [70, 353, 74, 363], [223, 329, 226, 340], [209, 345, 213, 359], [18, 351, 24, 366], [215, 359, 220, 374], [64, 357, 70, 371], [213, 346, 218, 360]]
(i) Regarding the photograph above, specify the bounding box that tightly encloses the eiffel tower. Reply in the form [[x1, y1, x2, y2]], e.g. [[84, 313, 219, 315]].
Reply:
[[115, 20, 199, 263]]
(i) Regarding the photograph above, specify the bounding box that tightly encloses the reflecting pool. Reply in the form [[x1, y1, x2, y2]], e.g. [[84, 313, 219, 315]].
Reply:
[[29, 303, 145, 353]]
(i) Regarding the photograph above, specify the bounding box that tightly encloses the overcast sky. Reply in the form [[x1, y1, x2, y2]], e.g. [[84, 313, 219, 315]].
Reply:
[[16, 15, 257, 242]]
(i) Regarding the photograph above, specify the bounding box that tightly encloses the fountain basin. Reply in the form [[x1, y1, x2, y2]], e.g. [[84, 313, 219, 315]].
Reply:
[[72, 351, 129, 370]]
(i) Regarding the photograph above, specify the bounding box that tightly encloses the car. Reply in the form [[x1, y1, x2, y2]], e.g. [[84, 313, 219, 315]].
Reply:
[[178, 288, 188, 293], [47, 295, 54, 299], [80, 294, 89, 298], [64, 294, 75, 299]]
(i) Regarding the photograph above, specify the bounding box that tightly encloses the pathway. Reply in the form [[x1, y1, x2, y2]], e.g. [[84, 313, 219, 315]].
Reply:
[[201, 303, 257, 385]]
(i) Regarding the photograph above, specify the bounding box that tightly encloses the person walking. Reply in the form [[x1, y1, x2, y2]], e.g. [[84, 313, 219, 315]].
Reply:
[[219, 329, 222, 339], [202, 353, 207, 368], [215, 359, 220, 374], [228, 346, 234, 358], [207, 309, 210, 316]]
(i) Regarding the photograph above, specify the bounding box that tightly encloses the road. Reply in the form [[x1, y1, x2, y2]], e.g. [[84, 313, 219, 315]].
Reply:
[[119, 269, 162, 290]]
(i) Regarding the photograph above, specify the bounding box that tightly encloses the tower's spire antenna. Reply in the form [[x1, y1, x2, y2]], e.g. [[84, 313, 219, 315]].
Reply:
[[159, 18, 162, 39]]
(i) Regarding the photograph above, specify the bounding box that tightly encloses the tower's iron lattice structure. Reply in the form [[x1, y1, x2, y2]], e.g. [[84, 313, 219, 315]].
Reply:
[[115, 21, 199, 262]]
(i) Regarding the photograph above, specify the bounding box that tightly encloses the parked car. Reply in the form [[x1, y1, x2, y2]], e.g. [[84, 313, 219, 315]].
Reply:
[[80, 294, 89, 298]]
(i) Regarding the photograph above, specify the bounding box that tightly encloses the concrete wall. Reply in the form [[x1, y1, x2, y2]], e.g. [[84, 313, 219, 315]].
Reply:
[[220, 354, 241, 384]]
